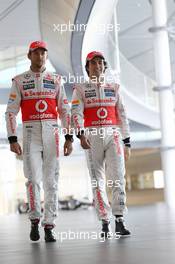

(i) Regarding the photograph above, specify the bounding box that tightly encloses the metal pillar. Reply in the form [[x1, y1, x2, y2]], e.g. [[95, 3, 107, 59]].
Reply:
[[150, 0, 175, 208]]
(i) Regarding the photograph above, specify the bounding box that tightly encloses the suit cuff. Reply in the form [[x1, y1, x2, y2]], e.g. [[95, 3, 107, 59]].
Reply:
[[65, 134, 74, 142], [8, 136, 18, 144], [77, 130, 85, 139], [122, 137, 131, 148]]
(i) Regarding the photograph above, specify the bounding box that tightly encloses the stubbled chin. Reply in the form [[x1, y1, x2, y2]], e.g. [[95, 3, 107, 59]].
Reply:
[[37, 63, 44, 67], [94, 72, 102, 77], [95, 69, 102, 74]]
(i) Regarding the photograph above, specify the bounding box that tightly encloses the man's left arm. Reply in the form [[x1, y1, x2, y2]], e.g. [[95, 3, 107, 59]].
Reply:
[[56, 76, 73, 156], [116, 90, 131, 161]]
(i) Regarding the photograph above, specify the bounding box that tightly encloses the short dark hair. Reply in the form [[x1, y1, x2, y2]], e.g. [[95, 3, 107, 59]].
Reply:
[[85, 57, 108, 76]]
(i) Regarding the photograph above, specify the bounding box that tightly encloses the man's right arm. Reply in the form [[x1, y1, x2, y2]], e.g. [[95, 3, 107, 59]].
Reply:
[[71, 85, 84, 133], [71, 86, 90, 149], [5, 78, 22, 155]]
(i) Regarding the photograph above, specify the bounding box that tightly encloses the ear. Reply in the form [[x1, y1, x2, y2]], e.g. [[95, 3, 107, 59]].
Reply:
[[27, 52, 31, 60], [86, 62, 89, 71], [103, 61, 107, 73], [46, 52, 48, 60]]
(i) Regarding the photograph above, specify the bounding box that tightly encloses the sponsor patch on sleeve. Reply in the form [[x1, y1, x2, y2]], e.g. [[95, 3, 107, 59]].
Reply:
[[63, 99, 68, 104], [72, 100, 80, 105], [9, 93, 17, 99], [8, 98, 15, 104], [71, 99, 80, 108]]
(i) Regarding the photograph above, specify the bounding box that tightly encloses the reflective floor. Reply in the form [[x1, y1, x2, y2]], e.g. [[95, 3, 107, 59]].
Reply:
[[1, 203, 175, 264]]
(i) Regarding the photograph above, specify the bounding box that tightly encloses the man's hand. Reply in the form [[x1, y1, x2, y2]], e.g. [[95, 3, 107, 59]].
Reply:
[[10, 142, 22, 155], [64, 140, 73, 156], [80, 135, 91, 149], [124, 147, 131, 161]]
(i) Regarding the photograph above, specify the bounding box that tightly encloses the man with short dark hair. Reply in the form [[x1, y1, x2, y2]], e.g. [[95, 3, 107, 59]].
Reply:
[[71, 51, 131, 237], [5, 41, 73, 242]]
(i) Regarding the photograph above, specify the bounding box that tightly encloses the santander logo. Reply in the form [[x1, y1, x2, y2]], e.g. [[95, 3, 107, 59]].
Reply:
[[97, 107, 108, 119], [35, 100, 48, 113]]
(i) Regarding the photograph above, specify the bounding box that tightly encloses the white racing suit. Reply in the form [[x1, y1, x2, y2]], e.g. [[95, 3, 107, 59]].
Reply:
[[71, 82, 130, 221], [5, 69, 70, 227]]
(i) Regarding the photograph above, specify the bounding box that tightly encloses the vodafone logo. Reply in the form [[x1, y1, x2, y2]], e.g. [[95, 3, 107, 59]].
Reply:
[[97, 107, 108, 119], [35, 100, 48, 113]]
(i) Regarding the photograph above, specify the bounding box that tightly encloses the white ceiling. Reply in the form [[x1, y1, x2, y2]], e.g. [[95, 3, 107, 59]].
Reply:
[[0, 0, 40, 49], [39, 0, 80, 75], [0, 0, 80, 75], [1, 0, 175, 85], [118, 0, 175, 82]]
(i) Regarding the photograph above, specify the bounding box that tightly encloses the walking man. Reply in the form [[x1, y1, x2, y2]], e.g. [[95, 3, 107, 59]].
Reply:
[[71, 51, 131, 237], [5, 41, 73, 242]]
